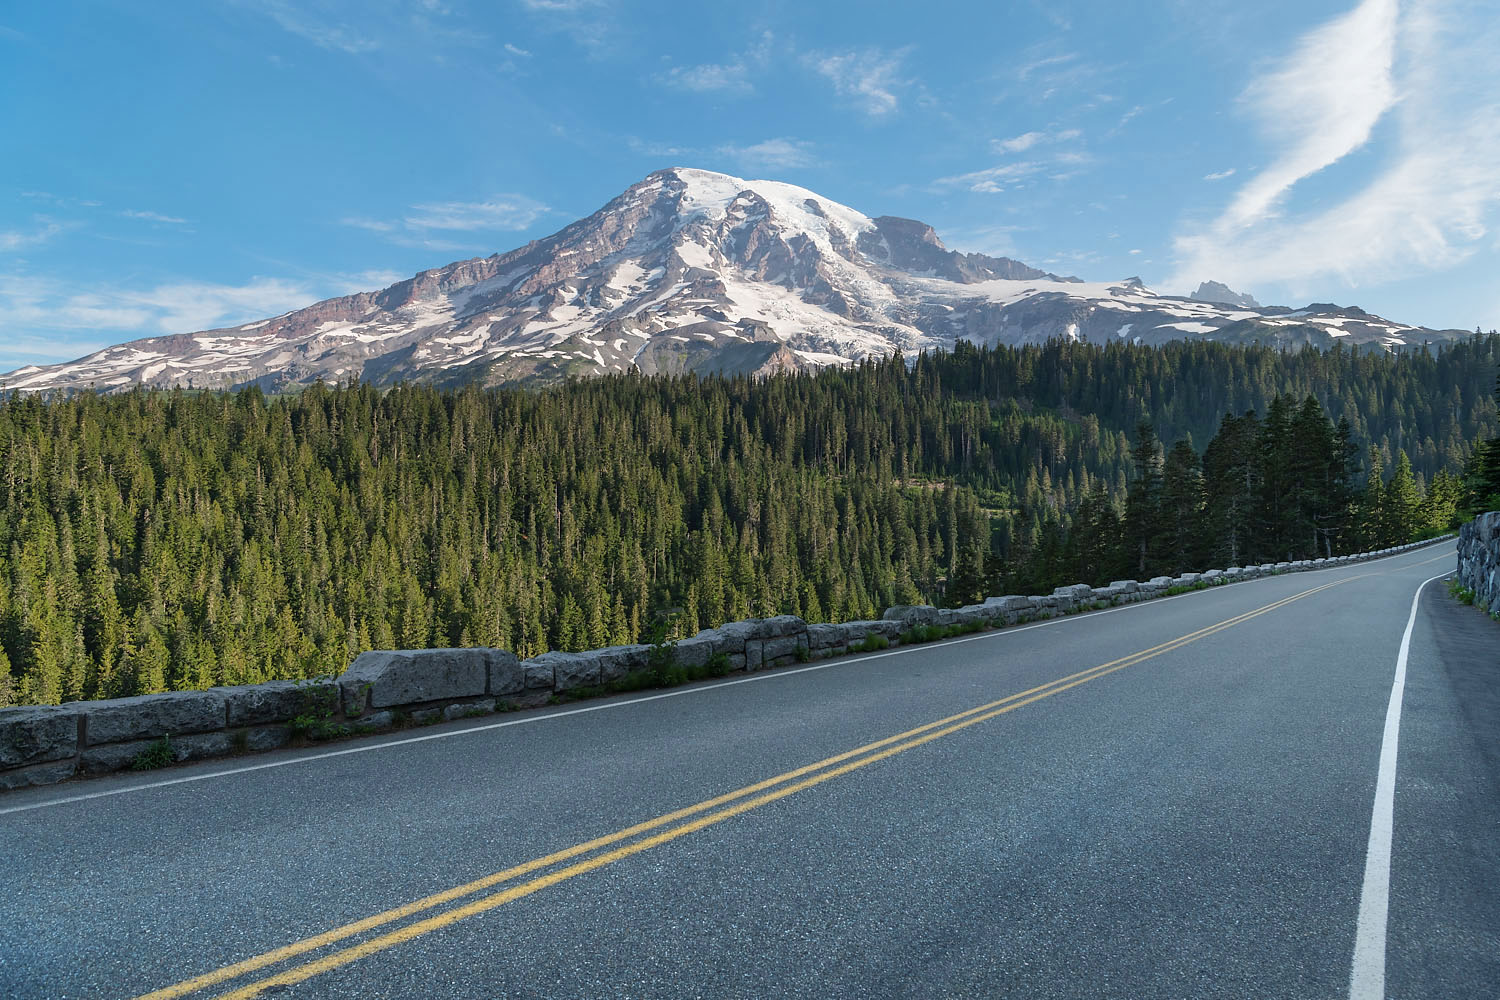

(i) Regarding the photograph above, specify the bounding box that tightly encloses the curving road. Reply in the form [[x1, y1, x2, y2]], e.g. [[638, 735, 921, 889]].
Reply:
[[1, 543, 1496, 999]]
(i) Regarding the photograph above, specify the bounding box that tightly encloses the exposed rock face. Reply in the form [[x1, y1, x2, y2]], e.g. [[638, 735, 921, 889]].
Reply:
[[1, 169, 1465, 396], [1458, 512, 1500, 615], [1191, 280, 1261, 309]]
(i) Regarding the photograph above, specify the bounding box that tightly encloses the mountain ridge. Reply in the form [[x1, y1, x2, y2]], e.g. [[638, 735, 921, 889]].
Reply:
[[0, 167, 1470, 394]]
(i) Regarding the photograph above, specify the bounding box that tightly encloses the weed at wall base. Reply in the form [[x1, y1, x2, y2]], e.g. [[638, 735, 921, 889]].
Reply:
[[131, 734, 175, 771]]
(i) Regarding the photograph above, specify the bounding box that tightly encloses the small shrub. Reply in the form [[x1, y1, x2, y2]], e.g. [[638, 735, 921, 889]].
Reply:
[[131, 734, 175, 771], [794, 645, 811, 664], [1447, 578, 1477, 606], [851, 634, 889, 653]]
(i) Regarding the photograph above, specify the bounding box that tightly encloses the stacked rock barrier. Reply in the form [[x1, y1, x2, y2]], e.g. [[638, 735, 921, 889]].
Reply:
[[0, 534, 1455, 790]]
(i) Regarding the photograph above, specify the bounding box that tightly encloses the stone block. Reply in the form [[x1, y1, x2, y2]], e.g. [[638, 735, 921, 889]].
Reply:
[[1202, 570, 1223, 580], [80, 730, 235, 774], [410, 707, 443, 725], [883, 605, 939, 625], [524, 650, 600, 692], [339, 648, 491, 713], [762, 634, 808, 663], [0, 704, 82, 768], [1053, 583, 1094, 600], [744, 640, 764, 671], [488, 650, 524, 696], [984, 595, 1035, 612], [760, 615, 807, 638], [714, 621, 763, 652], [725, 653, 747, 671], [522, 657, 554, 691], [359, 711, 395, 730], [245, 726, 292, 752], [223, 679, 336, 727], [0, 759, 76, 790], [806, 623, 846, 650], [1108, 581, 1140, 593], [1147, 576, 1174, 588], [83, 691, 226, 745], [444, 699, 496, 722], [673, 634, 718, 668]]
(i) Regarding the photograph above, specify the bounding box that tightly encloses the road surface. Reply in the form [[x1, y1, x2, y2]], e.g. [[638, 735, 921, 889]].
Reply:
[[1, 543, 1496, 999]]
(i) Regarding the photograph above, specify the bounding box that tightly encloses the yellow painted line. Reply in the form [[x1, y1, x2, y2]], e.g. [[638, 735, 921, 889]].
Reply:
[[138, 577, 1350, 1000]]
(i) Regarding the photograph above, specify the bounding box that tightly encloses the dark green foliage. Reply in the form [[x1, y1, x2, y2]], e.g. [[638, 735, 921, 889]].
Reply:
[[0, 334, 1495, 704], [850, 634, 890, 653], [898, 620, 987, 645], [130, 734, 174, 771]]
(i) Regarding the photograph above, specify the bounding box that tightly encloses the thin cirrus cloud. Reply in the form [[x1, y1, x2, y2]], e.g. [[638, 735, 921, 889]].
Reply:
[[1171, 0, 1500, 296], [0, 218, 72, 251], [938, 127, 1088, 194], [718, 138, 819, 171], [1203, 168, 1236, 182], [120, 209, 190, 224], [246, 0, 380, 53], [343, 195, 551, 250], [809, 47, 908, 117], [661, 33, 774, 96], [0, 273, 321, 364]]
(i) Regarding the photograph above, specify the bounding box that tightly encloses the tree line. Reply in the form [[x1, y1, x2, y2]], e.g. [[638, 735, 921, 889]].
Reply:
[[1, 334, 1495, 705]]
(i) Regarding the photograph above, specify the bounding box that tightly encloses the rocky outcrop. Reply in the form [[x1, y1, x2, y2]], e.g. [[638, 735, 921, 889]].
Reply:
[[0, 535, 1456, 790], [1457, 512, 1500, 615]]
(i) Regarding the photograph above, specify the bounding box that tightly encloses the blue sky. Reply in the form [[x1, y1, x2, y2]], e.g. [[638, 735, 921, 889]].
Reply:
[[2, 0, 1497, 371]]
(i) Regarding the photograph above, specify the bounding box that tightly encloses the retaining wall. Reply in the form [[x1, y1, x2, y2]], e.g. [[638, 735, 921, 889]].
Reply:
[[1457, 512, 1500, 615], [0, 535, 1455, 791]]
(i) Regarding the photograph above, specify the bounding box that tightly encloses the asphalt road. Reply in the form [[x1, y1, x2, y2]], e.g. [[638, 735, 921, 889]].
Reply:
[[2, 543, 1496, 999]]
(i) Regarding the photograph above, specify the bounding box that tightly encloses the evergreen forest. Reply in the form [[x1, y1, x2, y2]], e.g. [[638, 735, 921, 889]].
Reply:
[[2, 335, 1497, 706]]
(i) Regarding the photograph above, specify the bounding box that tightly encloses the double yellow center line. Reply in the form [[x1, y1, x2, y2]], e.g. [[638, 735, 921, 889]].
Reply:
[[139, 577, 1352, 1000]]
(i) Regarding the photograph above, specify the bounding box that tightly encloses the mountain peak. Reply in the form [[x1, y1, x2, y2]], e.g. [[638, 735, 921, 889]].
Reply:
[[1190, 280, 1260, 309], [0, 172, 1461, 395]]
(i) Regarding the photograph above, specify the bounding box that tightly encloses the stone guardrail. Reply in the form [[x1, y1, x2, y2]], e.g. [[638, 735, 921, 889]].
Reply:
[[1457, 512, 1500, 616], [0, 535, 1456, 791]]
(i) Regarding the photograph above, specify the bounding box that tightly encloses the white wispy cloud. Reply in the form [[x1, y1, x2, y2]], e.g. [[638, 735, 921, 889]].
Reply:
[[1203, 168, 1236, 181], [718, 138, 819, 171], [1171, 0, 1500, 296], [993, 131, 1045, 154], [246, 0, 380, 53], [1228, 0, 1399, 231], [503, 42, 531, 57], [665, 62, 754, 95], [403, 196, 549, 231], [992, 127, 1080, 154], [810, 47, 908, 117], [120, 209, 189, 224], [0, 219, 71, 252], [939, 126, 1089, 194], [343, 194, 550, 250], [0, 273, 318, 348], [517, 0, 612, 48], [662, 33, 774, 96]]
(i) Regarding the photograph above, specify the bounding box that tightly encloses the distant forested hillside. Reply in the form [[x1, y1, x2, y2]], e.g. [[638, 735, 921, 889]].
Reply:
[[1, 335, 1495, 705]]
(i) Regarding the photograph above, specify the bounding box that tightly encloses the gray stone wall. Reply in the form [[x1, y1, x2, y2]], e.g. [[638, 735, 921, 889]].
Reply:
[[1458, 512, 1500, 616], [0, 535, 1455, 791]]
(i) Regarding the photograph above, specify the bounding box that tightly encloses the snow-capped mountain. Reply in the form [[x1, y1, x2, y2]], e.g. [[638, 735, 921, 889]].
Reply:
[[0, 168, 1470, 394]]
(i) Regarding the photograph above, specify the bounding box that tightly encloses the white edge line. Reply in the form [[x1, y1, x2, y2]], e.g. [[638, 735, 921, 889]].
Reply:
[[1347, 569, 1448, 1000], [0, 542, 1457, 818]]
